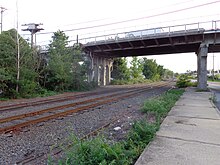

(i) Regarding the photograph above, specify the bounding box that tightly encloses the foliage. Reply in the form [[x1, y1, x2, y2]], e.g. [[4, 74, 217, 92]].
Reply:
[[46, 30, 73, 91], [130, 57, 143, 79], [111, 58, 130, 80], [0, 29, 38, 98], [51, 122, 157, 165], [46, 31, 93, 92], [53, 89, 183, 165], [141, 58, 164, 81], [110, 77, 151, 85], [163, 69, 174, 79], [142, 89, 184, 123], [176, 74, 197, 88], [0, 29, 96, 99], [111, 57, 171, 85]]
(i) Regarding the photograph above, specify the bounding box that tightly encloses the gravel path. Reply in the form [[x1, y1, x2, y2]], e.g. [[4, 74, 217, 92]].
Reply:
[[0, 83, 172, 164]]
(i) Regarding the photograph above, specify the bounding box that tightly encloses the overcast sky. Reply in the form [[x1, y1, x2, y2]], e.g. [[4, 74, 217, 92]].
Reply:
[[1, 0, 220, 73]]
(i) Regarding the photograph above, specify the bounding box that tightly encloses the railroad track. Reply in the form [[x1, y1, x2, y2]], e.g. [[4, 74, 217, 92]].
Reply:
[[0, 82, 169, 134], [0, 87, 132, 112], [15, 109, 138, 165]]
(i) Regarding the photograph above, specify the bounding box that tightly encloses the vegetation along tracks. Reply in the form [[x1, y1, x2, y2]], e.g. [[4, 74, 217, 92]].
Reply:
[[0, 82, 170, 134], [15, 109, 137, 165]]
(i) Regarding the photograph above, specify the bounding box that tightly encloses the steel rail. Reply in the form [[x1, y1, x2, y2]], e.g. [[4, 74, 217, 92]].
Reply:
[[0, 83, 162, 124], [0, 83, 157, 112], [0, 88, 127, 112], [0, 82, 169, 134]]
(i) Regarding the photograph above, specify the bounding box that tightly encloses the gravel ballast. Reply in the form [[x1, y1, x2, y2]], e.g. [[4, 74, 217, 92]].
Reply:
[[0, 84, 172, 164]]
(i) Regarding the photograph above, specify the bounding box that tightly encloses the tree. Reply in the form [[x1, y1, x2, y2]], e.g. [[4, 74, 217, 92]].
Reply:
[[46, 31, 91, 91], [0, 29, 36, 98], [141, 58, 158, 80], [164, 69, 174, 79], [71, 44, 90, 90], [157, 65, 165, 78], [111, 57, 130, 80], [130, 57, 143, 79], [46, 30, 72, 91]]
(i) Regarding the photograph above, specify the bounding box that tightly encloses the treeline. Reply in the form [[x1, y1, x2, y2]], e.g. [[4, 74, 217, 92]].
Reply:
[[111, 57, 174, 84], [0, 29, 174, 99], [0, 29, 93, 99]]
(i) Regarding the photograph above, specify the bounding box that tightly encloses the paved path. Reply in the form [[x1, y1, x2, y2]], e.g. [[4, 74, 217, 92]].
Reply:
[[135, 87, 220, 165]]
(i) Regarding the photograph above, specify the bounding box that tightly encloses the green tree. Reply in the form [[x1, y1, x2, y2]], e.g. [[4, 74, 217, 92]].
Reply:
[[111, 57, 130, 80], [71, 44, 91, 90], [164, 69, 174, 79], [141, 58, 159, 80], [0, 29, 36, 98], [157, 65, 165, 78], [130, 57, 143, 79], [46, 30, 72, 91]]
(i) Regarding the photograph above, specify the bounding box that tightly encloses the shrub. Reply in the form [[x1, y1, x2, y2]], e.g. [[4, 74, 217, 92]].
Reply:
[[176, 74, 191, 88]]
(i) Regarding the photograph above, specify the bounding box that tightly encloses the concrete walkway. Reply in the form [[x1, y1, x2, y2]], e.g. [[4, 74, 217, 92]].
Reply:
[[135, 88, 220, 165]]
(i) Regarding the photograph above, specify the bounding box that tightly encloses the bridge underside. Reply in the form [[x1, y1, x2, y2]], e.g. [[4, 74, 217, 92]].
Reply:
[[84, 30, 220, 57], [83, 30, 220, 90]]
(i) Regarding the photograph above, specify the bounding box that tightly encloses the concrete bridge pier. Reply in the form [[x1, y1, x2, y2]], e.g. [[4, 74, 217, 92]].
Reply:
[[87, 54, 113, 86], [197, 43, 208, 90]]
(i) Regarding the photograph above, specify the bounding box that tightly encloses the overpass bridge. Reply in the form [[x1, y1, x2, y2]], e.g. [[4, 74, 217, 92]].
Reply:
[[81, 20, 220, 90]]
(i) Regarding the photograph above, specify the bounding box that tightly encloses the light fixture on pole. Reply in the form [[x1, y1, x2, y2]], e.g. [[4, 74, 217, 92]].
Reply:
[[22, 23, 44, 48]]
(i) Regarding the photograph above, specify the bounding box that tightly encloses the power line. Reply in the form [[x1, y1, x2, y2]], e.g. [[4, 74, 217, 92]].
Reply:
[[37, 0, 220, 35], [34, 13, 220, 45], [52, 0, 193, 29]]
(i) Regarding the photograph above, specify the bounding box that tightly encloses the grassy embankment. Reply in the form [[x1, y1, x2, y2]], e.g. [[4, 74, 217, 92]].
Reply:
[[50, 89, 184, 165]]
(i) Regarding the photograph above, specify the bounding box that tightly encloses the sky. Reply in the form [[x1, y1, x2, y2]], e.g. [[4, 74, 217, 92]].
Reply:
[[1, 0, 220, 73]]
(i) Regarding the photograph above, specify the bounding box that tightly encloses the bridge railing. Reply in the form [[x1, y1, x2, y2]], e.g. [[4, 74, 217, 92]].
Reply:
[[79, 20, 220, 45], [39, 20, 220, 50]]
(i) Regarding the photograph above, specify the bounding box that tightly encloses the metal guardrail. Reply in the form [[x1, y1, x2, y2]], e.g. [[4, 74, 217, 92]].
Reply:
[[80, 20, 220, 45], [39, 20, 220, 51]]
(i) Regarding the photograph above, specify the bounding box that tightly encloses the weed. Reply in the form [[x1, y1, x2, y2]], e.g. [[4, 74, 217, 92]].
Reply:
[[142, 89, 184, 123], [53, 89, 184, 164]]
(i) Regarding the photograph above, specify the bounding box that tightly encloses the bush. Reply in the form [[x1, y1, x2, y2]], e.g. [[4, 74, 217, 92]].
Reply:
[[51, 121, 158, 165], [176, 74, 191, 88], [110, 78, 152, 85]]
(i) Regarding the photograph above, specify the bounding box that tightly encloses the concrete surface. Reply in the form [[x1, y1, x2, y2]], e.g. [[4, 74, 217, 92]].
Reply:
[[208, 81, 220, 110], [135, 87, 220, 165]]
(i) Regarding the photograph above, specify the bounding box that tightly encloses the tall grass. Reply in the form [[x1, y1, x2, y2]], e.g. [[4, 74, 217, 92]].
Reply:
[[51, 89, 184, 165], [142, 89, 184, 123]]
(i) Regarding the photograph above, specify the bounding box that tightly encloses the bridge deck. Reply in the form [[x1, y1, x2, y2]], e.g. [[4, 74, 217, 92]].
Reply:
[[82, 21, 220, 57], [83, 29, 220, 57]]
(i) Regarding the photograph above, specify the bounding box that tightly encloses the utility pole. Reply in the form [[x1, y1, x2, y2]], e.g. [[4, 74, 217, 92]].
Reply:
[[212, 53, 215, 81], [22, 23, 44, 48], [0, 6, 7, 33], [16, 0, 20, 93]]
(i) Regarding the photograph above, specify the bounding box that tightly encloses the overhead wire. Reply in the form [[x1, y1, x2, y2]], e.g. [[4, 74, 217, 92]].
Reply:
[[51, 0, 193, 29], [36, 0, 220, 35]]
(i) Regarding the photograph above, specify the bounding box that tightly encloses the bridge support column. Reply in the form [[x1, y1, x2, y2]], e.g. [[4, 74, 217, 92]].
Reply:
[[197, 43, 208, 90], [87, 52, 94, 83], [88, 53, 113, 86]]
